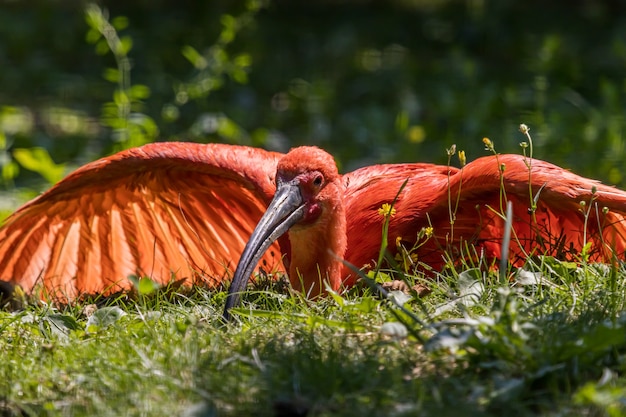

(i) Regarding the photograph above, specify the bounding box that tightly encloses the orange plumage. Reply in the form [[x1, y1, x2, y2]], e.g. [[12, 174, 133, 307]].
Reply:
[[0, 142, 625, 303], [342, 154, 626, 285]]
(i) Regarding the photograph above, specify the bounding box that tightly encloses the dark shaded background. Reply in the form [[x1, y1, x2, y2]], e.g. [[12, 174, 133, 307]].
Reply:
[[1, 0, 625, 191]]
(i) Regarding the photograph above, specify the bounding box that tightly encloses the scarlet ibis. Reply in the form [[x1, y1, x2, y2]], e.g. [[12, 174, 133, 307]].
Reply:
[[1, 142, 625, 310]]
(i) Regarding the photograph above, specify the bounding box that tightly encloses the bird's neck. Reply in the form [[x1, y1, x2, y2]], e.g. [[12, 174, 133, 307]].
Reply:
[[287, 200, 347, 296]]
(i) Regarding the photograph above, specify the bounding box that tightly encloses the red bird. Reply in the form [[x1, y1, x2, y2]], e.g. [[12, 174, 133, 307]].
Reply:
[[1, 142, 625, 308]]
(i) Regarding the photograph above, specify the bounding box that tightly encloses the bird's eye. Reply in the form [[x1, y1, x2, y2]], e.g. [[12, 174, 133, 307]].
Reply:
[[313, 175, 323, 187]]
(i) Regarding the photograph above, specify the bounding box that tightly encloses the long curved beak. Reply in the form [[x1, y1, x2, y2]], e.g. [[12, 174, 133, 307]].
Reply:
[[222, 181, 306, 321]]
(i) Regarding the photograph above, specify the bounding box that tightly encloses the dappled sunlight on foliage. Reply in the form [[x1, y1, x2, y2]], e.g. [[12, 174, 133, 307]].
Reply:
[[1, 1, 625, 193]]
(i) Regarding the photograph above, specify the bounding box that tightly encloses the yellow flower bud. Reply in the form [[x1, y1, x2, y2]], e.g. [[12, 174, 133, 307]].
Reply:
[[458, 150, 466, 167], [377, 203, 396, 218], [482, 137, 495, 152]]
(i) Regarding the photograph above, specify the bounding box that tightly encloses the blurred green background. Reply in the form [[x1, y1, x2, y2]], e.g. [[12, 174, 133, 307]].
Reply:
[[1, 0, 625, 203]]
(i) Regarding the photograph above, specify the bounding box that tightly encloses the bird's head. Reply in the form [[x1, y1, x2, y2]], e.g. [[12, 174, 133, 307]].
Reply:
[[223, 146, 342, 320], [274, 146, 340, 227]]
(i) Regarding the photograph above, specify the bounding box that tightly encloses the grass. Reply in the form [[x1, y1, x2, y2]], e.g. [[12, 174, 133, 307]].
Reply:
[[2, 133, 626, 416], [2, 257, 626, 416]]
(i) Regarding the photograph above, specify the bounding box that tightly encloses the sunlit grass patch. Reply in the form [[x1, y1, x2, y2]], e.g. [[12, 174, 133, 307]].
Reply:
[[3, 135, 626, 416], [1, 252, 626, 416]]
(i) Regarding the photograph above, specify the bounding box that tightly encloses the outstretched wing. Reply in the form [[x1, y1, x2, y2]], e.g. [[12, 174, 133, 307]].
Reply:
[[438, 154, 626, 267], [343, 155, 626, 281], [0, 142, 285, 301]]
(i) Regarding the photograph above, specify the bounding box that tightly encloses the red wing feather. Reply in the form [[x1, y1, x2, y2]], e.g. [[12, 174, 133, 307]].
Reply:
[[0, 142, 285, 301], [342, 163, 455, 283], [443, 155, 626, 266], [343, 154, 626, 282]]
